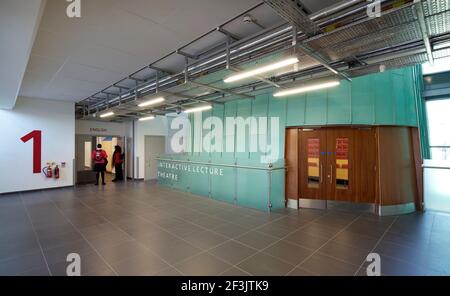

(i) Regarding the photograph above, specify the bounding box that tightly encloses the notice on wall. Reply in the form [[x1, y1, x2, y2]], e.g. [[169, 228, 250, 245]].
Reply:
[[336, 138, 349, 160], [307, 138, 320, 157], [157, 161, 224, 182]]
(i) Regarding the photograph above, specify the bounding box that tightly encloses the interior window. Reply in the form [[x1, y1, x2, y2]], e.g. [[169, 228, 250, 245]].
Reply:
[[336, 138, 349, 189], [307, 138, 320, 188], [427, 99, 450, 161]]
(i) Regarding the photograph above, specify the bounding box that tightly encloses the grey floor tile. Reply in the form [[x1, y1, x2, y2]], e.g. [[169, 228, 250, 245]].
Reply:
[[209, 241, 255, 265], [299, 253, 359, 276], [285, 230, 329, 250], [96, 240, 154, 263], [111, 253, 169, 276], [212, 223, 249, 238], [237, 253, 295, 276], [38, 230, 85, 250], [1, 183, 449, 276], [263, 240, 314, 265], [0, 252, 47, 276], [286, 267, 318, 276], [43, 239, 95, 265], [175, 253, 232, 276], [154, 267, 183, 276], [78, 223, 119, 239], [85, 230, 132, 250], [183, 230, 229, 250], [319, 240, 371, 266], [235, 231, 279, 250], [19, 266, 51, 276], [48, 252, 112, 276], [300, 222, 343, 239], [147, 238, 203, 265], [331, 230, 379, 251], [255, 223, 291, 238], [220, 267, 251, 276], [360, 254, 428, 276]]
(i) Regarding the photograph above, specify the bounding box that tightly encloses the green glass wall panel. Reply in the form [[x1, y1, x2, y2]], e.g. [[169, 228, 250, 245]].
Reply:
[[269, 169, 285, 211], [286, 93, 306, 126], [305, 90, 328, 125], [211, 166, 235, 204], [235, 99, 252, 161], [351, 75, 375, 124], [268, 93, 287, 166], [374, 72, 395, 124], [158, 66, 423, 212], [236, 168, 270, 211], [393, 73, 407, 126], [327, 80, 352, 124]]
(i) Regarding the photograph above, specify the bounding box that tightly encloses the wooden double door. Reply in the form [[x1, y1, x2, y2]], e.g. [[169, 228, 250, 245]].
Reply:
[[286, 127, 377, 203]]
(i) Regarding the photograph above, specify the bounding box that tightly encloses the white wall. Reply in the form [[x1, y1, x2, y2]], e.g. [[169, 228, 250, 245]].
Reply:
[[75, 120, 126, 136], [134, 116, 167, 179], [0, 0, 46, 109], [0, 97, 75, 193]]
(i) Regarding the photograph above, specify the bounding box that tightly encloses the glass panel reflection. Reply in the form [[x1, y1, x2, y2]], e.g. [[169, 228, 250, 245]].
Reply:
[[336, 138, 349, 189], [307, 138, 320, 188]]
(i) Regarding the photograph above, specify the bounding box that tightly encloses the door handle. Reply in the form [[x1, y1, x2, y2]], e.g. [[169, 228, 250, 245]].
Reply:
[[329, 165, 333, 184], [320, 164, 323, 183]]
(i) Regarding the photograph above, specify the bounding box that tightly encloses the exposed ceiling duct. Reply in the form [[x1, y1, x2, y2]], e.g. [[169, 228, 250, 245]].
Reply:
[[76, 0, 450, 122]]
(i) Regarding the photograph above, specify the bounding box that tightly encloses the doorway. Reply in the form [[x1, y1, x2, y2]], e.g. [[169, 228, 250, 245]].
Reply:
[[285, 127, 377, 206], [144, 136, 165, 181], [75, 135, 125, 184], [424, 99, 450, 212]]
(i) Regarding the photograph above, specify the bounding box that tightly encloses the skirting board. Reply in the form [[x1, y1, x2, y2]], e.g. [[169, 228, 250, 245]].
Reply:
[[378, 202, 416, 216], [287, 199, 298, 209], [299, 198, 327, 210]]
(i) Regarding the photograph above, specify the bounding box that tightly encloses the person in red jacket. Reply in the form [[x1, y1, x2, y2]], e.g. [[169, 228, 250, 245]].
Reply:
[[112, 145, 124, 182], [92, 144, 108, 185]]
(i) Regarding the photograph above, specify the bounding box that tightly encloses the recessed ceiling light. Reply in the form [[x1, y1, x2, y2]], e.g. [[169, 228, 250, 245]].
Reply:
[[274, 80, 341, 97], [224, 57, 299, 83], [138, 97, 165, 107], [184, 105, 212, 114], [139, 115, 155, 121], [100, 111, 114, 118]]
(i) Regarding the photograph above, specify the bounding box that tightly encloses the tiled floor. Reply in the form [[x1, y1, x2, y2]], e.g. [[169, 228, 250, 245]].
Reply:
[[1, 181, 449, 276]]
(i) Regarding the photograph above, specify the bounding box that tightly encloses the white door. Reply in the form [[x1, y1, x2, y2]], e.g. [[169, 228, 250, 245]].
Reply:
[[144, 136, 165, 180]]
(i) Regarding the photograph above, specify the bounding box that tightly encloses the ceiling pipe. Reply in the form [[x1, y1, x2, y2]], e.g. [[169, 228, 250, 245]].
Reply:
[[310, 0, 364, 20], [78, 0, 428, 118]]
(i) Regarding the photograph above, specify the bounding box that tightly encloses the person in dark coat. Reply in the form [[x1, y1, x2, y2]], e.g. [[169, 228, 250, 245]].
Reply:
[[112, 145, 124, 182]]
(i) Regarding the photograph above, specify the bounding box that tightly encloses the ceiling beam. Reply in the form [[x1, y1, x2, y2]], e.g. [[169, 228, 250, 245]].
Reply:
[[264, 0, 351, 82], [189, 81, 254, 99], [216, 27, 241, 41], [229, 66, 283, 88], [162, 90, 224, 105], [263, 0, 320, 36], [414, 1, 434, 65]]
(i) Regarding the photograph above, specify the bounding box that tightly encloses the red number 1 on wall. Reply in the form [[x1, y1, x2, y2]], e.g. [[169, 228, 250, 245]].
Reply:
[[21, 130, 42, 174]]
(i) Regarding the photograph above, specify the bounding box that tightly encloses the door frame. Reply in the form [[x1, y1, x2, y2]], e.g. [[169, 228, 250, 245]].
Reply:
[[75, 134, 127, 184], [285, 125, 378, 209], [144, 135, 166, 181]]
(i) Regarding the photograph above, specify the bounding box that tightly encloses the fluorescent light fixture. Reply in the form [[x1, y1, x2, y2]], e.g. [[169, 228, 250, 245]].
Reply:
[[100, 111, 114, 118], [138, 97, 165, 107], [224, 57, 299, 83], [184, 105, 212, 114], [139, 115, 155, 121], [274, 80, 341, 97]]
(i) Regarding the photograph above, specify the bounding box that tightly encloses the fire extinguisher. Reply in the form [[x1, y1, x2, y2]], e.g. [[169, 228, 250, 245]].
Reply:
[[54, 165, 60, 179], [42, 163, 53, 178]]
